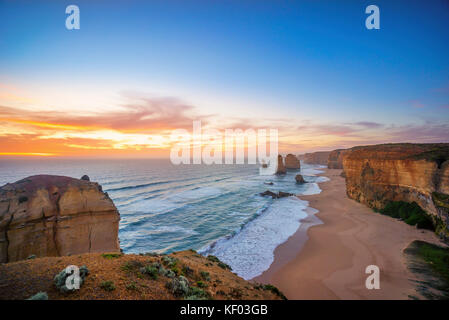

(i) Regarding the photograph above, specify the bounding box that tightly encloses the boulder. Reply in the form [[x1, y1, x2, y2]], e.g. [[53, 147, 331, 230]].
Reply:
[[295, 174, 306, 184], [81, 175, 90, 181]]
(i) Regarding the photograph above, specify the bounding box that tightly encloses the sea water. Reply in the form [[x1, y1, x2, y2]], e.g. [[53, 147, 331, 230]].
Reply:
[[0, 158, 328, 279]]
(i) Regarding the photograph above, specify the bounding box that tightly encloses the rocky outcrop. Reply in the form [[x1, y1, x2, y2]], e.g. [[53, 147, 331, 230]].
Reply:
[[0, 175, 120, 263], [295, 174, 306, 184], [260, 190, 294, 199], [343, 143, 449, 241], [327, 149, 350, 169], [276, 155, 286, 175], [285, 154, 301, 169], [303, 151, 331, 165]]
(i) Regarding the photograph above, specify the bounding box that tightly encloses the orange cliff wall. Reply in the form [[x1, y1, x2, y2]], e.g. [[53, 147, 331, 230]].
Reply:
[[327, 149, 350, 169], [343, 143, 449, 241], [0, 175, 120, 263], [303, 151, 331, 165]]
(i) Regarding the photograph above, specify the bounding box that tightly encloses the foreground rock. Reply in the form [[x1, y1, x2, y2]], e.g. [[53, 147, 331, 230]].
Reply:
[[276, 155, 286, 174], [0, 251, 284, 300], [0, 175, 120, 263], [343, 143, 449, 242], [295, 174, 306, 184], [285, 154, 301, 169]]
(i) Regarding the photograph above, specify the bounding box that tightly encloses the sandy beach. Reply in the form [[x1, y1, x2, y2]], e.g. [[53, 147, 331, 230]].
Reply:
[[254, 168, 444, 300]]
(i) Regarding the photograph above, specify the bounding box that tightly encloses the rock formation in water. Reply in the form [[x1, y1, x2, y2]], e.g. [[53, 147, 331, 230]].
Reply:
[[343, 143, 449, 242], [260, 190, 294, 199], [327, 149, 350, 169], [295, 174, 306, 184], [303, 151, 331, 165], [285, 154, 301, 169], [276, 155, 286, 175], [0, 175, 120, 263]]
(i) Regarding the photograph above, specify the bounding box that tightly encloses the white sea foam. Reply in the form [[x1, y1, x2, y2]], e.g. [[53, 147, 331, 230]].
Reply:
[[301, 182, 322, 195], [315, 176, 330, 183], [200, 197, 309, 280]]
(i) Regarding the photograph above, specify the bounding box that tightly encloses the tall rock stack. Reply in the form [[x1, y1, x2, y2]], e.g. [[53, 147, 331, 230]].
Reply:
[[285, 154, 301, 169], [276, 155, 286, 175], [0, 175, 121, 263]]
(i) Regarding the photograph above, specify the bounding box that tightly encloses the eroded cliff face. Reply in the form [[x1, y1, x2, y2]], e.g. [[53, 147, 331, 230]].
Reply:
[[343, 144, 449, 241], [303, 151, 331, 165], [285, 154, 301, 169], [328, 149, 349, 169], [0, 175, 120, 263]]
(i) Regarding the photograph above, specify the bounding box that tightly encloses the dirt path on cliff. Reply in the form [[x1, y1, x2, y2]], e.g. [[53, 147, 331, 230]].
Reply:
[[254, 168, 444, 299]]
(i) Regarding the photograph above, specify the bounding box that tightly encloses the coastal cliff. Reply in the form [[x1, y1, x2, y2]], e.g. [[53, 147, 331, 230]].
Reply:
[[327, 149, 349, 169], [343, 143, 449, 241], [0, 175, 120, 263], [285, 154, 301, 169], [303, 151, 331, 165]]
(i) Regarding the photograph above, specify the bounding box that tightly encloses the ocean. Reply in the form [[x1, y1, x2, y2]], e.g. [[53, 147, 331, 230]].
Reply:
[[0, 158, 327, 279]]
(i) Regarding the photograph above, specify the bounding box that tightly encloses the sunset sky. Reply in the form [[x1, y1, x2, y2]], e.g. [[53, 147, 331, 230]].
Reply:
[[0, 0, 448, 158]]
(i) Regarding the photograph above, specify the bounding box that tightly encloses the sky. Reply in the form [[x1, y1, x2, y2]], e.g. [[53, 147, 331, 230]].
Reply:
[[0, 0, 448, 158]]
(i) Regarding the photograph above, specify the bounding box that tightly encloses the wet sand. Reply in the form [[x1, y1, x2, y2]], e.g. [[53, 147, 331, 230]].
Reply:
[[254, 168, 443, 299]]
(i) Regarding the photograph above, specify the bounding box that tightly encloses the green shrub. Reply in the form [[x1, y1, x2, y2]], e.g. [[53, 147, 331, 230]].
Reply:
[[182, 265, 194, 276], [54, 265, 89, 293], [416, 242, 449, 284], [185, 286, 210, 300], [380, 201, 434, 230], [140, 266, 159, 280], [200, 271, 210, 281], [27, 292, 48, 300], [218, 262, 232, 270], [207, 255, 220, 263], [100, 281, 116, 291], [166, 276, 190, 297], [196, 281, 207, 288], [101, 253, 122, 259], [126, 282, 138, 291], [162, 256, 178, 268], [121, 260, 144, 272], [171, 267, 180, 276], [261, 284, 287, 300]]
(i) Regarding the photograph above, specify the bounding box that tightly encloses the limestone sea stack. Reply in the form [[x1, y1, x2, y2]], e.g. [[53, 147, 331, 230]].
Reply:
[[285, 154, 301, 169], [0, 175, 120, 263], [276, 155, 286, 175], [343, 143, 449, 242]]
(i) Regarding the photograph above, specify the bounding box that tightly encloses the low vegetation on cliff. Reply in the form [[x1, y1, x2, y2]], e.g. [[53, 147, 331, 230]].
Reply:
[[404, 240, 449, 300], [0, 250, 284, 300], [378, 201, 434, 230]]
